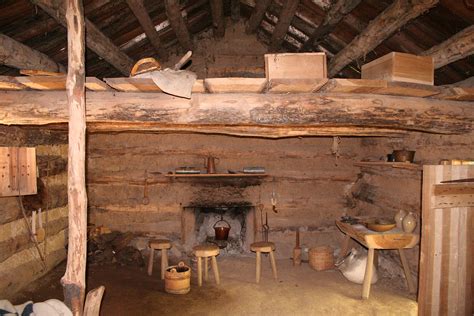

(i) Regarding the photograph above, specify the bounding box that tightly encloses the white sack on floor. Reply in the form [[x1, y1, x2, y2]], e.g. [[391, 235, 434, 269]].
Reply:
[[0, 299, 72, 316], [336, 248, 378, 285]]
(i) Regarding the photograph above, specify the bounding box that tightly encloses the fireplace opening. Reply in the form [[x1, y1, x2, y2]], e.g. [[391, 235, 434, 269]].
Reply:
[[182, 203, 256, 254]]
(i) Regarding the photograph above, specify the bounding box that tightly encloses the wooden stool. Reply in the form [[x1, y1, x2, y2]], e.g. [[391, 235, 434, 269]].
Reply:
[[148, 239, 171, 279], [250, 241, 278, 283], [193, 244, 220, 286]]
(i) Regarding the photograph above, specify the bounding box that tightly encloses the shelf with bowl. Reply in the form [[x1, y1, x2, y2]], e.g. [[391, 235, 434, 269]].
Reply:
[[354, 161, 422, 171]]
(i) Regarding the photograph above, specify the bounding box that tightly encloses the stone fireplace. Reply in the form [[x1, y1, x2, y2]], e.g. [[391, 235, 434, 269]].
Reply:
[[181, 203, 256, 254]]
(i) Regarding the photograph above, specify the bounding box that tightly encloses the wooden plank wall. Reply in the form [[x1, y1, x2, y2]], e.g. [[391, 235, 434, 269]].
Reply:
[[419, 165, 473, 316]]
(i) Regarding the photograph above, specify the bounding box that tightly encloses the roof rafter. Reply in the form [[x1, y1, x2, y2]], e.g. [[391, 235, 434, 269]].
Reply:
[[231, 0, 241, 22], [246, 0, 272, 34], [421, 25, 474, 69], [0, 33, 65, 73], [164, 0, 193, 51], [270, 0, 300, 51], [209, 0, 225, 38], [31, 0, 134, 76], [126, 0, 167, 60], [300, 0, 361, 52], [328, 0, 439, 77]]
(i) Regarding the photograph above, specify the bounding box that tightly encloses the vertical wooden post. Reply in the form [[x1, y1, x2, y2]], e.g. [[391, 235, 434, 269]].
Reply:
[[61, 0, 87, 314]]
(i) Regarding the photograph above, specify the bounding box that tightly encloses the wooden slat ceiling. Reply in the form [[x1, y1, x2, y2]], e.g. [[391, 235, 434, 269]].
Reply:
[[0, 0, 472, 84]]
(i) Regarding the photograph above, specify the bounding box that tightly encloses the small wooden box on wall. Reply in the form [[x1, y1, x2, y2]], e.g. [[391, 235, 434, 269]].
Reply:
[[264, 53, 327, 80], [361, 52, 434, 85], [0, 147, 37, 197]]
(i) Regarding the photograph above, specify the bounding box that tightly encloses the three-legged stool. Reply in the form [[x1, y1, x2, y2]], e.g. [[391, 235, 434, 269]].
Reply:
[[148, 239, 171, 279], [250, 241, 278, 283], [193, 244, 220, 286]]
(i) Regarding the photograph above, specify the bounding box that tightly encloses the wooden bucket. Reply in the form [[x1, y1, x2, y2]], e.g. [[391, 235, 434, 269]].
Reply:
[[309, 246, 334, 271], [164, 262, 191, 294]]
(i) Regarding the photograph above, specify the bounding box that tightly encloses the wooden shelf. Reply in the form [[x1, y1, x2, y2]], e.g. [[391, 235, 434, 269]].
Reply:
[[165, 173, 268, 178], [354, 161, 422, 171]]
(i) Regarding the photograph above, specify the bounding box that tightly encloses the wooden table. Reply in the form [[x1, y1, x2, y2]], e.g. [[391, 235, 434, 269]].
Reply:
[[335, 220, 419, 299]]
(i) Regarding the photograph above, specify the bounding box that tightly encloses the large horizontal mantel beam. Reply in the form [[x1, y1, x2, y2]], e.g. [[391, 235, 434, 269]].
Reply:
[[0, 91, 472, 137]]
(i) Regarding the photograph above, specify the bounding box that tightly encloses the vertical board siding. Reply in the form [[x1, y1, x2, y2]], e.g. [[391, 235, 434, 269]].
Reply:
[[419, 165, 473, 316]]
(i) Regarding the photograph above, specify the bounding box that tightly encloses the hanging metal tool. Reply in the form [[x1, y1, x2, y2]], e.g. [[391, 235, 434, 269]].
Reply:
[[263, 212, 270, 242], [131, 51, 196, 99]]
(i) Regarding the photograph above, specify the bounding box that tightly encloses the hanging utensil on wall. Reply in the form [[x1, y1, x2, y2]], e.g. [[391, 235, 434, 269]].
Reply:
[[142, 170, 150, 205], [271, 192, 278, 213], [263, 212, 269, 242]]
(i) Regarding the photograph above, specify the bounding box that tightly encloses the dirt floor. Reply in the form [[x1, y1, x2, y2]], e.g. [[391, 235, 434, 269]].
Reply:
[[13, 256, 417, 315]]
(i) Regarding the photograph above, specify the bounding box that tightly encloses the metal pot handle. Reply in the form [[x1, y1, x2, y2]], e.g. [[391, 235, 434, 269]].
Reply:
[[213, 218, 231, 229]]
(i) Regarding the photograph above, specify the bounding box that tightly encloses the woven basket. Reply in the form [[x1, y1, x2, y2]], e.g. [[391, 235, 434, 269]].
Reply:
[[309, 246, 334, 271]]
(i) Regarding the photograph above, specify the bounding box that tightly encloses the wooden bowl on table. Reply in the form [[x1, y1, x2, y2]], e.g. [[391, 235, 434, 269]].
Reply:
[[366, 218, 396, 232]]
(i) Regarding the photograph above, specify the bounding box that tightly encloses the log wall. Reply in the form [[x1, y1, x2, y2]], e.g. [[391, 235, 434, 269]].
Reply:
[[0, 143, 68, 299], [350, 131, 474, 287], [86, 133, 365, 257]]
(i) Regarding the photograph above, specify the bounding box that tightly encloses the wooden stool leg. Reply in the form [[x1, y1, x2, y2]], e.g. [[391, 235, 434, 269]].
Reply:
[[373, 250, 379, 270], [269, 251, 278, 280], [256, 251, 261, 283], [161, 249, 168, 280], [338, 234, 352, 261], [197, 256, 203, 286], [211, 256, 220, 285], [204, 257, 209, 282], [398, 249, 415, 294], [147, 248, 154, 276], [362, 248, 375, 299]]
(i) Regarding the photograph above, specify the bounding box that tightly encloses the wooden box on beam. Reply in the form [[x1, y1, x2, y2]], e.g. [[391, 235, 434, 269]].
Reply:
[[265, 53, 327, 80], [0, 147, 37, 197], [361, 52, 434, 85]]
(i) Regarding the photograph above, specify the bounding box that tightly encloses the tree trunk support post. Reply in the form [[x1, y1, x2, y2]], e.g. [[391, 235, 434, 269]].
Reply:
[[61, 0, 88, 314]]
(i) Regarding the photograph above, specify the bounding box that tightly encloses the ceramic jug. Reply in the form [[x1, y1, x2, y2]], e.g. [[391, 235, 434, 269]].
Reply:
[[394, 209, 407, 229], [402, 212, 417, 233]]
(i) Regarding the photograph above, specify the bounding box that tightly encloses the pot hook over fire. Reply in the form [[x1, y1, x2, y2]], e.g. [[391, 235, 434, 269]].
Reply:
[[213, 215, 231, 241]]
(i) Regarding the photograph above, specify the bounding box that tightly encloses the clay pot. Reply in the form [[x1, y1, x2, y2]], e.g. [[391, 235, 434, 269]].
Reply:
[[402, 212, 417, 233], [394, 210, 407, 229], [392, 150, 416, 163]]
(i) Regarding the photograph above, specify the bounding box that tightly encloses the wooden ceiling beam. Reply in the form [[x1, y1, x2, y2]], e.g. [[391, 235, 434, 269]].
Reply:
[[300, 0, 361, 52], [209, 0, 225, 38], [31, 0, 134, 76], [270, 0, 300, 51], [164, 0, 193, 51], [328, 0, 439, 77], [0, 33, 65, 73], [231, 0, 241, 21], [420, 25, 474, 69], [246, 0, 272, 33], [0, 91, 472, 136], [126, 0, 167, 60]]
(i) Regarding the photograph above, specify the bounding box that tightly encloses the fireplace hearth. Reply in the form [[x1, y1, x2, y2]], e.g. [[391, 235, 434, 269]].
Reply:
[[181, 203, 256, 253]]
